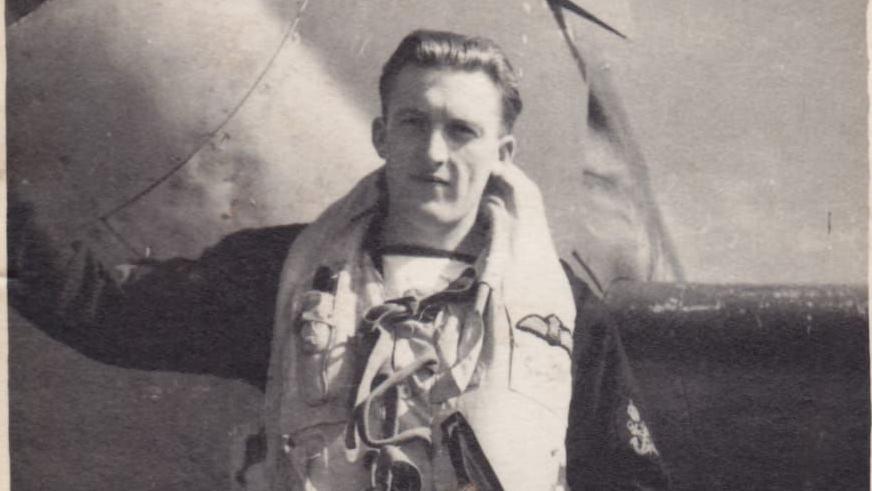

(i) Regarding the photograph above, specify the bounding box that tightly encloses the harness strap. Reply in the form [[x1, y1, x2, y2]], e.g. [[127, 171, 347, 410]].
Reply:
[[441, 413, 504, 491], [366, 444, 423, 491], [354, 355, 438, 449]]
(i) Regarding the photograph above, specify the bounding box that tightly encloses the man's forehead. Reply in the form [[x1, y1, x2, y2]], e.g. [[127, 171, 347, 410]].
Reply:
[[385, 65, 503, 122]]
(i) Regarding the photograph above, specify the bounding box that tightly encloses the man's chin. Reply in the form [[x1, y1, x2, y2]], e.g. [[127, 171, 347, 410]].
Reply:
[[400, 203, 469, 228]]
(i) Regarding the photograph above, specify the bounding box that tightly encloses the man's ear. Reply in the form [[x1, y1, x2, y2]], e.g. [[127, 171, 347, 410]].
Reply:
[[372, 117, 387, 159], [498, 134, 516, 164]]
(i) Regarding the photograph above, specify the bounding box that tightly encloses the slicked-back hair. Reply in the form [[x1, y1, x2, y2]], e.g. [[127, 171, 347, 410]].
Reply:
[[378, 29, 523, 132]]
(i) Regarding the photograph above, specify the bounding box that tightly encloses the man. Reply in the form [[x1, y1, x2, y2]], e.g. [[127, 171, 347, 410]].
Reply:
[[10, 30, 668, 490]]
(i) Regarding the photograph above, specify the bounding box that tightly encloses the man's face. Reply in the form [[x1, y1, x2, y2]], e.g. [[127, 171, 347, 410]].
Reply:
[[372, 65, 515, 229]]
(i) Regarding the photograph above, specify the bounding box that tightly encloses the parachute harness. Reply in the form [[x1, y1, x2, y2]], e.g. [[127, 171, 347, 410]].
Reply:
[[345, 268, 495, 490]]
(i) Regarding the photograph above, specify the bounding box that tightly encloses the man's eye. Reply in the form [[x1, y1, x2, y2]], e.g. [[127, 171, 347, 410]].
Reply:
[[447, 123, 477, 139]]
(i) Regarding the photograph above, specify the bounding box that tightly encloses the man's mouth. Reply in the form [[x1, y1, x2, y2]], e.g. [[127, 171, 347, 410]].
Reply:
[[410, 174, 450, 185]]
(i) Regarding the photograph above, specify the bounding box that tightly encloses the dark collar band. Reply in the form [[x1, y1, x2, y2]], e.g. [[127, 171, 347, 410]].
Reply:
[[376, 244, 477, 264]]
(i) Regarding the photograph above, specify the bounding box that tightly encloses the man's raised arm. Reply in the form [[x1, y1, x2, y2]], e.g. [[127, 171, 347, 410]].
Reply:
[[9, 197, 304, 389]]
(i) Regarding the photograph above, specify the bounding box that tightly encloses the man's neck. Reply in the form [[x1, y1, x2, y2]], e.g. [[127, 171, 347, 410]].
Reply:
[[381, 211, 486, 257]]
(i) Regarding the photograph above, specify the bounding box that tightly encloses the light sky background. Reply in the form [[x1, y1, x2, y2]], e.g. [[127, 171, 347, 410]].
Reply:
[[594, 0, 867, 283]]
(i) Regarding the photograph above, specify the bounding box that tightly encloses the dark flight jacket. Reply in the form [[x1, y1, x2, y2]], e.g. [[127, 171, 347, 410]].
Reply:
[[9, 205, 670, 490]]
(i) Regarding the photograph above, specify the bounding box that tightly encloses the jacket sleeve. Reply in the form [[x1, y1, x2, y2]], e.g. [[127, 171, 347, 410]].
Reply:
[[564, 272, 670, 490], [9, 199, 305, 388]]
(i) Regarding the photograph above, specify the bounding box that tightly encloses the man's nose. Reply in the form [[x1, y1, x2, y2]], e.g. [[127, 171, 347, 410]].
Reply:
[[425, 129, 449, 165]]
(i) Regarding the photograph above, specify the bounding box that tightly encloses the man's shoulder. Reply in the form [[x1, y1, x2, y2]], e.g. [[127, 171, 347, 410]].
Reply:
[[198, 223, 309, 276], [201, 227, 605, 315], [560, 260, 600, 308], [560, 259, 621, 339], [211, 224, 309, 253]]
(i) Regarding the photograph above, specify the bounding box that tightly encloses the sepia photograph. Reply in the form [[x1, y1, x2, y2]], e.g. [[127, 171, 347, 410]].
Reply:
[[6, 0, 869, 489]]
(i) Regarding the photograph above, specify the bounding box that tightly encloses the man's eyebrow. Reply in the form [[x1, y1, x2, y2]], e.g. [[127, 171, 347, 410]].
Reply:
[[390, 108, 485, 134]]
